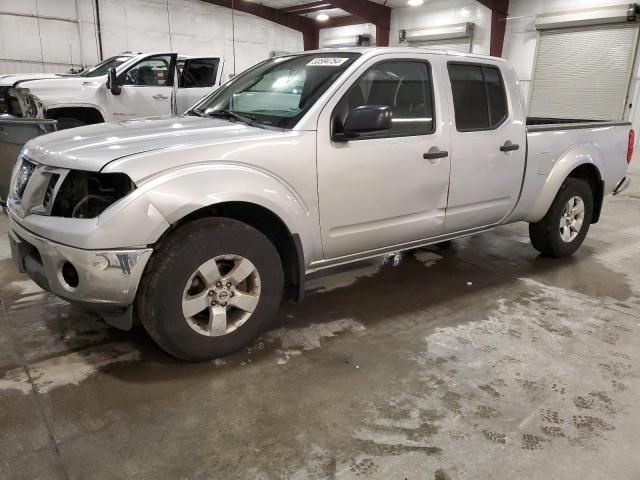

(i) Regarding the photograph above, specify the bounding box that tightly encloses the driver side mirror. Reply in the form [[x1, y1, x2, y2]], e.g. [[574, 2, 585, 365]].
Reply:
[[107, 67, 121, 95], [339, 105, 392, 140]]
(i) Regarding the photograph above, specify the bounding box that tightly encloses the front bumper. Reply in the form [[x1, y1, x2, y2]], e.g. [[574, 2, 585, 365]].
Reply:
[[9, 216, 152, 307]]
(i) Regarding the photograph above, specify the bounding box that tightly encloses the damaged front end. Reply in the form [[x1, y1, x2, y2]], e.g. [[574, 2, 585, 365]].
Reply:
[[5, 87, 41, 118], [8, 155, 136, 219], [50, 170, 136, 219], [7, 156, 150, 331]]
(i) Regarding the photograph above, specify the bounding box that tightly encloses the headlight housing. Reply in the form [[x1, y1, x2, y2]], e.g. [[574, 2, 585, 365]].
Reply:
[[51, 171, 135, 218]]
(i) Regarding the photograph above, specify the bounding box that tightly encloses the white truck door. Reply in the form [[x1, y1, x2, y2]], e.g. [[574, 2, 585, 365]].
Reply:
[[106, 54, 177, 120], [317, 55, 451, 259], [444, 61, 526, 232], [176, 57, 222, 114]]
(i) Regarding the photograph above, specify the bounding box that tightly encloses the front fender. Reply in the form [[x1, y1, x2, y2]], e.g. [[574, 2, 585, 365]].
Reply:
[[526, 143, 604, 222], [124, 162, 316, 262]]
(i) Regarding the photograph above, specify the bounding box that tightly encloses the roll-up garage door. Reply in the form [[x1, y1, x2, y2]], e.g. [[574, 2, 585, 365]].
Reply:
[[409, 38, 472, 53], [529, 22, 639, 121]]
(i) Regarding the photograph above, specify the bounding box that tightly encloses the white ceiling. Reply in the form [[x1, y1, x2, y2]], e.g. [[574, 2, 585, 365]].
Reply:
[[242, 1, 348, 18]]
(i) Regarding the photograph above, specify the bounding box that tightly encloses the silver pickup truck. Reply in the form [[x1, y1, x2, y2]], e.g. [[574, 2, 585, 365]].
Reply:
[[6, 48, 633, 361]]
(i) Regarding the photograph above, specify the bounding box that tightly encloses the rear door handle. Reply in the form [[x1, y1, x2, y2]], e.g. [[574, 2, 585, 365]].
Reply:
[[500, 142, 520, 152], [153, 94, 169, 100], [423, 150, 449, 160]]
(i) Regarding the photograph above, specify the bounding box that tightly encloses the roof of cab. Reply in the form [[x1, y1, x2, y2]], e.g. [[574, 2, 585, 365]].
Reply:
[[123, 52, 222, 60], [293, 47, 508, 63]]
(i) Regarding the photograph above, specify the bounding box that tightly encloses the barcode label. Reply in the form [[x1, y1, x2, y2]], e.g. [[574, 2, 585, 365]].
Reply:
[[307, 57, 350, 67]]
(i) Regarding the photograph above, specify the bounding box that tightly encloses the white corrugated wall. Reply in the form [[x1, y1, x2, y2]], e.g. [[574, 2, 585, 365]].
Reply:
[[0, 0, 303, 75]]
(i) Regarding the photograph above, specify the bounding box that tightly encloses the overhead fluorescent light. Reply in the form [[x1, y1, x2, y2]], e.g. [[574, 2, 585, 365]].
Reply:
[[408, 0, 424, 6], [404, 22, 474, 42], [316, 13, 330, 22]]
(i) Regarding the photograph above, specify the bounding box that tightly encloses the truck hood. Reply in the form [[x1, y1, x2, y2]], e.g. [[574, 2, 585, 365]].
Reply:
[[24, 115, 287, 171], [11, 76, 102, 101], [0, 73, 72, 87]]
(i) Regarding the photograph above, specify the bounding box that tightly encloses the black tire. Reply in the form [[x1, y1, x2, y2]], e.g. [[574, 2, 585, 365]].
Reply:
[[56, 117, 86, 130], [529, 177, 593, 257], [137, 217, 284, 361]]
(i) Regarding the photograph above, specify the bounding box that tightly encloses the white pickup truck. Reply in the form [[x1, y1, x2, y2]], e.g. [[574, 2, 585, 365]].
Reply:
[[1, 52, 227, 129], [7, 48, 633, 361]]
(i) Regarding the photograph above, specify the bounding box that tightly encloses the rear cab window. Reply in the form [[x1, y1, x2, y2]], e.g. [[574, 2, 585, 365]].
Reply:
[[448, 62, 508, 131]]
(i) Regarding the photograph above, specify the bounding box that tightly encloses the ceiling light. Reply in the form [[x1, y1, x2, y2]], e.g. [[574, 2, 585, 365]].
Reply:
[[408, 0, 424, 6], [316, 13, 329, 21]]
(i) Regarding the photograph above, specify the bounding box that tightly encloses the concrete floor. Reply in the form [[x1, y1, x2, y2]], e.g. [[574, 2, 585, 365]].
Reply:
[[1, 162, 639, 480]]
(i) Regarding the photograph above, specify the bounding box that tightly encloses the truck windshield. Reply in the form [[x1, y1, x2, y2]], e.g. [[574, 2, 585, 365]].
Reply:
[[191, 53, 360, 129], [79, 56, 131, 77]]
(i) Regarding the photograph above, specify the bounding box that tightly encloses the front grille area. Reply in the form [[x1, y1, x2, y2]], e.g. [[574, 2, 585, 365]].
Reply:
[[9, 159, 134, 219], [9, 157, 67, 218], [42, 173, 60, 210], [15, 157, 36, 198]]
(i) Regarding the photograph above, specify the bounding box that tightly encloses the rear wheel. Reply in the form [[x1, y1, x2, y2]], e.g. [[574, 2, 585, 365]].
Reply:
[[137, 217, 284, 361], [529, 177, 593, 257]]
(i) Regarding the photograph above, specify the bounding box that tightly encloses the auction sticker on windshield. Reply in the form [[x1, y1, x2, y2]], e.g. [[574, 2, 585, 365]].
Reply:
[[307, 57, 350, 66]]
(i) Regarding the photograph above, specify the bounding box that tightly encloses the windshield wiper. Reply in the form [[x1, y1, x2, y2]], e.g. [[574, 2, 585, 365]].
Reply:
[[203, 109, 265, 129], [188, 108, 207, 117]]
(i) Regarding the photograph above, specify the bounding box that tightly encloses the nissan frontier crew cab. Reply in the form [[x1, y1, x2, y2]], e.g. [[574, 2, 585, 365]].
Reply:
[[2, 51, 227, 129], [7, 48, 633, 361]]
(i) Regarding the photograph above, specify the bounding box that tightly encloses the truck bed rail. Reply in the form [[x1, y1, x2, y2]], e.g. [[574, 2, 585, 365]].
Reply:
[[527, 117, 631, 132]]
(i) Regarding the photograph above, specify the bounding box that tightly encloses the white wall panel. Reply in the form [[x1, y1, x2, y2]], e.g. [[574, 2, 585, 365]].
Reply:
[[39, 18, 83, 65], [0, 0, 300, 76], [0, 15, 42, 61], [284, 29, 300, 52], [79, 23, 101, 65], [0, 0, 37, 15], [0, 60, 73, 74], [35, 0, 77, 20]]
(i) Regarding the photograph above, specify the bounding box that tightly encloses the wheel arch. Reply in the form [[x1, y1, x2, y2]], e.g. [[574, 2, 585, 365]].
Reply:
[[153, 201, 306, 302], [526, 143, 605, 223], [45, 105, 105, 125], [565, 163, 604, 223]]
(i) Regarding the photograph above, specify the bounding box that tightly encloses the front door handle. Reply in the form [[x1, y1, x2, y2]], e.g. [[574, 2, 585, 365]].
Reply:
[[423, 150, 449, 160], [500, 141, 520, 152], [153, 94, 169, 100]]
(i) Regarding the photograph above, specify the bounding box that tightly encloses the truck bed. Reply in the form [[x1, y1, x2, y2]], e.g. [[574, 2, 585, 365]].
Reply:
[[507, 117, 633, 224]]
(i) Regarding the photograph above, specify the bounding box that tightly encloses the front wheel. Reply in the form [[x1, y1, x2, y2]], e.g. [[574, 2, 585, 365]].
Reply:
[[137, 217, 284, 361], [529, 177, 593, 257]]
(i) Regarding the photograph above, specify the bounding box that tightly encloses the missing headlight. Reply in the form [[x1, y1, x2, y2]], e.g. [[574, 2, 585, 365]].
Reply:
[[8, 96, 22, 117], [0, 87, 8, 114], [51, 171, 135, 218]]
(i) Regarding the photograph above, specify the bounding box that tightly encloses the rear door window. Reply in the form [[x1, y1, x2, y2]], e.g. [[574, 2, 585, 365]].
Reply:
[[448, 63, 508, 131], [180, 58, 220, 88]]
